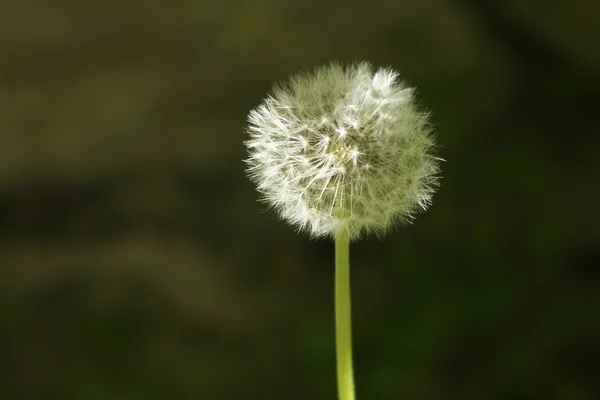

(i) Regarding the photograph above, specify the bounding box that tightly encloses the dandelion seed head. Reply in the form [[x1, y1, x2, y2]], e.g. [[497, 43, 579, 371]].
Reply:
[[245, 62, 441, 240]]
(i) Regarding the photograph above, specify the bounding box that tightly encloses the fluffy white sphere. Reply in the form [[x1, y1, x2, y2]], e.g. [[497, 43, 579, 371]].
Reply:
[[245, 62, 440, 240]]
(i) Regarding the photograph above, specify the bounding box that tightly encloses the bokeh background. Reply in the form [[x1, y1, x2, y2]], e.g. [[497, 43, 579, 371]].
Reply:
[[1, 0, 599, 399]]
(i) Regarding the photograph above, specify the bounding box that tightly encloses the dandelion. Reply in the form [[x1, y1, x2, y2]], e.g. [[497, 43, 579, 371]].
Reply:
[[245, 62, 439, 241], [244, 62, 441, 400]]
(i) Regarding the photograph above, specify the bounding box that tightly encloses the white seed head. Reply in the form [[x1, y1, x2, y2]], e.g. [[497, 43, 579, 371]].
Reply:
[[245, 62, 440, 240]]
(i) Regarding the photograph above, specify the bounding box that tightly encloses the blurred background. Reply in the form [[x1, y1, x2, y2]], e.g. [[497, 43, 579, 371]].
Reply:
[[1, 0, 599, 399]]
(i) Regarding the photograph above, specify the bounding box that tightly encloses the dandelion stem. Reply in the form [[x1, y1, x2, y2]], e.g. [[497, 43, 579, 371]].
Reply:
[[335, 230, 355, 400]]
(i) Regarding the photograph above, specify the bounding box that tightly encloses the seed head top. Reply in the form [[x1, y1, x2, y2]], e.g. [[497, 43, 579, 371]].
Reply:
[[245, 62, 440, 240]]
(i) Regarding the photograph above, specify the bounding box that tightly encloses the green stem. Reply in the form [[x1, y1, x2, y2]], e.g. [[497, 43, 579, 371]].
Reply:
[[335, 230, 355, 400]]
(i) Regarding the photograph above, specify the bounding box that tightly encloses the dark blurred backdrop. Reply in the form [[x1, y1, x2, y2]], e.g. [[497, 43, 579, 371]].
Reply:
[[1, 0, 599, 399]]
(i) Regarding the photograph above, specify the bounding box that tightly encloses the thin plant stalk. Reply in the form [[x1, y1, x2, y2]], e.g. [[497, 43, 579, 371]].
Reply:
[[335, 230, 355, 400]]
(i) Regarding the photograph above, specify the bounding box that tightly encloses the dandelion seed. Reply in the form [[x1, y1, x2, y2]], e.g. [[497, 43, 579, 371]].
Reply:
[[245, 62, 440, 241]]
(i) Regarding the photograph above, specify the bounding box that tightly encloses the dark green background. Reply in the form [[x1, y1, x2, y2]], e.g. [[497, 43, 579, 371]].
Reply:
[[1, 0, 598, 399]]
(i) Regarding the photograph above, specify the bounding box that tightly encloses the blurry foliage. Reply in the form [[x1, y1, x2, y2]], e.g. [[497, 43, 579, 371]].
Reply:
[[1, 0, 599, 399]]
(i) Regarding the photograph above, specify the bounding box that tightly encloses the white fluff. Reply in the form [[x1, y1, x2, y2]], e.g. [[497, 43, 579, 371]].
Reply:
[[245, 62, 441, 240]]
